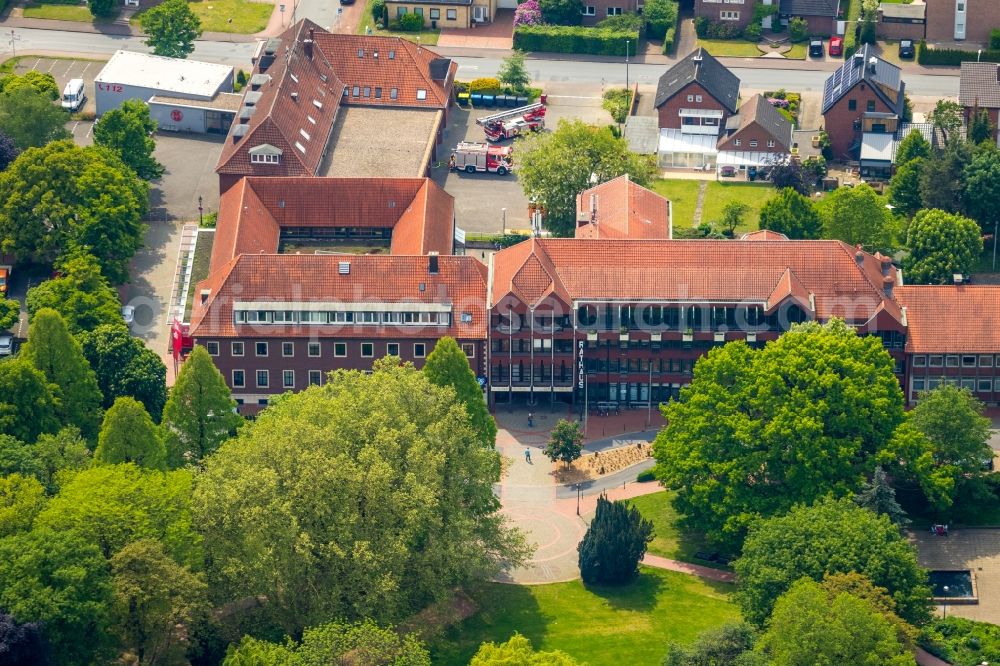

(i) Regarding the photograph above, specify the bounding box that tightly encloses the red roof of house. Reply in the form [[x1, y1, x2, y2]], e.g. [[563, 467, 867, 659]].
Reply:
[[210, 176, 455, 274], [575, 175, 672, 240], [490, 237, 903, 326], [896, 285, 1000, 353], [190, 254, 487, 339], [216, 20, 455, 179]]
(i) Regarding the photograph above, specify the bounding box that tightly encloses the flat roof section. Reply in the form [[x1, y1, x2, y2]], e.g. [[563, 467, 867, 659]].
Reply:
[[149, 92, 244, 113], [319, 106, 441, 178], [96, 50, 233, 99]]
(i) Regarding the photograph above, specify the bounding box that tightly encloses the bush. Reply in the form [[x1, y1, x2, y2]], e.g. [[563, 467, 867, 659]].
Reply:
[[859, 17, 876, 45], [694, 17, 744, 39], [513, 0, 542, 26], [636, 469, 655, 483], [744, 22, 762, 41], [642, 0, 677, 41], [788, 16, 808, 42], [397, 11, 424, 31], [920, 617, 1000, 665], [234, 69, 248, 93], [578, 495, 653, 585], [513, 25, 640, 56], [469, 77, 501, 93], [370, 0, 385, 22], [662, 26, 676, 54], [992, 28, 1000, 50], [919, 41, 1000, 65], [602, 88, 633, 123], [88, 0, 116, 17], [598, 12, 644, 34]]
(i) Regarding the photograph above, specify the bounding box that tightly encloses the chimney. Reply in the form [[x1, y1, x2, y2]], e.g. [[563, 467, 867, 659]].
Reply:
[[589, 193, 598, 220], [882, 275, 894, 298], [304, 38, 313, 60], [855, 244, 864, 264], [428, 252, 439, 274], [868, 56, 877, 74], [309, 27, 315, 41], [290, 91, 298, 101], [692, 49, 703, 64]]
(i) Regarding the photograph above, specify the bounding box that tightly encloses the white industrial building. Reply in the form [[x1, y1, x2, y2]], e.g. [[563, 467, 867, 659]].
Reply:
[[95, 50, 238, 134]]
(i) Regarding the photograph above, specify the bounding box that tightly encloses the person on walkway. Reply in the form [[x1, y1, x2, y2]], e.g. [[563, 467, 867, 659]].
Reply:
[[524, 448, 532, 463], [527, 411, 534, 428]]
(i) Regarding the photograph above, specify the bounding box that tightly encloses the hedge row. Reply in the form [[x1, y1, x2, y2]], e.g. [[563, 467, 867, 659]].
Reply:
[[513, 25, 640, 56], [918, 41, 1000, 66], [662, 26, 676, 55], [843, 0, 861, 58]]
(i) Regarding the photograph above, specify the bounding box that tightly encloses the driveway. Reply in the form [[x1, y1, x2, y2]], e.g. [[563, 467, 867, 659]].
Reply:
[[14, 55, 104, 116], [437, 9, 513, 50]]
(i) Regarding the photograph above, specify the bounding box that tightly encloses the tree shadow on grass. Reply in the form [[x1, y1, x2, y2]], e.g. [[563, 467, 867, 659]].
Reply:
[[582, 569, 664, 612]]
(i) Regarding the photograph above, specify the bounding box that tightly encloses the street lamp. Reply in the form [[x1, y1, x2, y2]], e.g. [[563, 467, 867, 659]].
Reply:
[[501, 207, 507, 236], [198, 195, 203, 227], [942, 586, 950, 618], [625, 39, 630, 95], [575, 483, 582, 515]]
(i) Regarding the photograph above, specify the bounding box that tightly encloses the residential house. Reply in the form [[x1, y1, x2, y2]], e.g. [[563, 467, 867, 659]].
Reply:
[[778, 0, 841, 36], [959, 62, 1000, 144], [821, 44, 905, 159], [385, 0, 497, 29], [877, 2, 926, 41], [215, 20, 456, 193], [716, 93, 794, 175], [654, 48, 741, 168], [926, 0, 1000, 45], [574, 175, 672, 240], [859, 121, 934, 178], [694, 0, 757, 31]]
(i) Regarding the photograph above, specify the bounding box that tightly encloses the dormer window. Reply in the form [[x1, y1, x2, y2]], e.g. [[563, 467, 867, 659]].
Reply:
[[389, 50, 395, 59], [352, 86, 360, 97], [249, 143, 282, 164], [416, 89, 427, 100], [357, 48, 364, 58]]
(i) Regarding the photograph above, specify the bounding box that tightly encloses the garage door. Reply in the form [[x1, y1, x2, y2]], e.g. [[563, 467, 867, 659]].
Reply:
[[498, 0, 517, 9]]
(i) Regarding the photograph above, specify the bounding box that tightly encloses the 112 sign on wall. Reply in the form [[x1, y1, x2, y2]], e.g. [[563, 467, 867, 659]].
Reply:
[[97, 83, 123, 93]]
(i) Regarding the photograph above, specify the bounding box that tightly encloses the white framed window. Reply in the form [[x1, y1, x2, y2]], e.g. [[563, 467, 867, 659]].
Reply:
[[250, 152, 280, 165], [980, 355, 994, 367], [720, 10, 740, 19], [232, 369, 245, 388], [962, 355, 977, 368], [282, 341, 294, 357], [995, 377, 1000, 391], [749, 140, 758, 148], [695, 95, 702, 102], [334, 342, 347, 357], [416, 89, 427, 101], [928, 355, 943, 367], [767, 140, 775, 148], [912, 355, 926, 367], [978, 379, 993, 393], [912, 378, 925, 392], [308, 342, 321, 357], [256, 369, 269, 388], [582, 5, 595, 14], [361, 342, 374, 357], [607, 6, 622, 15], [734, 138, 741, 146], [387, 342, 400, 356], [462, 343, 475, 358], [687, 94, 694, 102], [446, 8, 456, 19], [414, 343, 426, 358], [962, 378, 976, 391], [255, 342, 268, 357], [946, 355, 959, 367], [206, 341, 219, 356], [309, 370, 322, 386], [232, 341, 244, 357], [390, 88, 398, 100], [282, 370, 295, 389]]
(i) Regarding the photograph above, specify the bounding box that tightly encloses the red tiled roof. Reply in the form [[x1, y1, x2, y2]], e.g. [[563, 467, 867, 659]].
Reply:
[[575, 175, 672, 240], [895, 285, 1000, 353], [210, 176, 455, 274], [490, 237, 902, 326], [216, 21, 455, 179], [190, 254, 487, 339], [741, 229, 789, 241], [313, 33, 455, 110]]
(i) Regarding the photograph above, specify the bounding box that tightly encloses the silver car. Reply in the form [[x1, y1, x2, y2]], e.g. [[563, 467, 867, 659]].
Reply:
[[0, 335, 13, 356]]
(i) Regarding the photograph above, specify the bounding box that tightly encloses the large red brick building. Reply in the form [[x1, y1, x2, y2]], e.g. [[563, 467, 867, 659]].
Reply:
[[959, 62, 1000, 145]]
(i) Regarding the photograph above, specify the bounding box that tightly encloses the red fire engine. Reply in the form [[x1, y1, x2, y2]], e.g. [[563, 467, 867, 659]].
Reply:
[[477, 103, 546, 143], [449, 142, 513, 175]]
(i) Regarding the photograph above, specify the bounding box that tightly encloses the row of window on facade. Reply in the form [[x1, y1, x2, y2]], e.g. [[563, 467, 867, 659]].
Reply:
[[344, 85, 406, 101], [206, 339, 476, 359], [233, 310, 462, 325], [491, 356, 699, 380], [396, 6, 458, 20], [911, 354, 1000, 369], [232, 368, 320, 390], [581, 6, 623, 15], [912, 377, 1000, 395], [848, 100, 879, 112], [511, 304, 808, 331]]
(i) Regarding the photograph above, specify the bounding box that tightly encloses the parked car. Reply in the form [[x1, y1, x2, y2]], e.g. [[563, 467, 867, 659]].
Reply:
[[828, 36, 843, 57], [809, 40, 824, 58], [899, 40, 915, 59], [121, 305, 135, 327], [720, 166, 737, 178], [0, 335, 13, 356]]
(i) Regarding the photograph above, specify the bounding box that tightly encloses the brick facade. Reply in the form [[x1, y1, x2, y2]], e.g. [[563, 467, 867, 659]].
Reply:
[[824, 80, 896, 159], [717, 119, 790, 152], [581, 0, 641, 25], [657, 81, 732, 130], [926, 0, 1000, 45], [694, 0, 755, 29]]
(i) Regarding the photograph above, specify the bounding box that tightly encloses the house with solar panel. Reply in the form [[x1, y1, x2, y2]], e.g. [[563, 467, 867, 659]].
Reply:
[[821, 44, 906, 161]]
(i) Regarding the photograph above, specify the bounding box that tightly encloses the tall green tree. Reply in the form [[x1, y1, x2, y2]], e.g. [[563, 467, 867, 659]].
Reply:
[[0, 88, 69, 150], [94, 99, 164, 180], [0, 359, 59, 443], [921, 138, 972, 214], [80, 324, 168, 420], [902, 209, 982, 284], [544, 418, 584, 466], [0, 527, 114, 665], [94, 397, 167, 470], [888, 156, 925, 218], [662, 622, 758, 666], [29, 427, 91, 493], [855, 466, 908, 527], [0, 142, 148, 284], [962, 147, 1000, 234], [470, 633, 580, 665], [0, 299, 19, 331], [0, 71, 59, 100], [26, 251, 126, 333], [820, 183, 897, 251], [929, 100, 964, 143], [653, 320, 905, 548], [193, 360, 528, 633], [496, 50, 531, 93], [0, 129, 19, 172], [423, 336, 496, 448], [755, 579, 914, 665], [517, 119, 654, 236], [734, 497, 930, 626], [884, 385, 993, 511], [160, 345, 241, 467], [968, 108, 994, 144], [577, 494, 653, 585], [110, 539, 209, 665], [21, 308, 103, 439], [88, 0, 116, 17], [894, 129, 931, 166], [716, 200, 750, 237], [33, 464, 200, 566], [0, 474, 46, 538], [539, 0, 583, 24], [139, 0, 202, 59], [758, 187, 822, 239]]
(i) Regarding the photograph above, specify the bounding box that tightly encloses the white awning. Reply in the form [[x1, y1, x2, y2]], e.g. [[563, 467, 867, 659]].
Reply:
[[658, 129, 718, 155], [717, 151, 785, 167], [860, 132, 894, 164], [678, 108, 723, 118]]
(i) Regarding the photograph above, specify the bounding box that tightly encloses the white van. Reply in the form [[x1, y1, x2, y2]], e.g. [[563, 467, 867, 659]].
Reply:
[[61, 79, 86, 112]]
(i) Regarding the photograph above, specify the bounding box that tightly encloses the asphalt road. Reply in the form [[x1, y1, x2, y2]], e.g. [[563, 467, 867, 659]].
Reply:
[[4, 28, 961, 98]]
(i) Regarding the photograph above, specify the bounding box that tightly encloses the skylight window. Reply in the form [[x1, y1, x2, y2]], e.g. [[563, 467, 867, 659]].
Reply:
[[290, 73, 299, 83], [390, 88, 398, 100], [416, 89, 427, 100], [295, 141, 306, 153], [307, 115, 316, 124], [300, 128, 311, 141]]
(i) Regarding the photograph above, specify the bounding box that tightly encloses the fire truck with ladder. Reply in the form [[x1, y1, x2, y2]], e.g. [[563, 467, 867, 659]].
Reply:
[[477, 102, 546, 143], [449, 142, 513, 175]]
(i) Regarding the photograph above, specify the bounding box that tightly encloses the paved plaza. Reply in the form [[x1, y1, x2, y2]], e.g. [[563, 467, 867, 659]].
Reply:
[[911, 528, 1000, 623]]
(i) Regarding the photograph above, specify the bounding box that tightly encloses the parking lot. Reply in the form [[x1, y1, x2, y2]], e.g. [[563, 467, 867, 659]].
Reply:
[[433, 85, 614, 236], [12, 56, 103, 116]]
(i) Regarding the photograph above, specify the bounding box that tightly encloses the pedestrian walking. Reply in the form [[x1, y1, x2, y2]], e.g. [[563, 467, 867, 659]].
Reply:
[[524, 448, 532, 463], [527, 411, 534, 428]]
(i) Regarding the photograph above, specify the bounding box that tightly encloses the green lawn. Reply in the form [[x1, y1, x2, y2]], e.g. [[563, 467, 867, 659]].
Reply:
[[133, 0, 272, 34], [23, 2, 118, 22], [430, 568, 738, 665], [696, 39, 763, 58], [784, 42, 807, 60], [650, 179, 777, 232], [357, 0, 440, 45], [629, 491, 733, 568]]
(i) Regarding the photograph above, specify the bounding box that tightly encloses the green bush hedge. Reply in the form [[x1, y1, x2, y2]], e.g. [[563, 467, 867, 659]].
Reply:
[[918, 41, 1000, 65], [662, 26, 676, 54], [843, 0, 861, 57], [643, 0, 678, 41], [636, 469, 656, 483], [513, 25, 640, 56], [992, 28, 1000, 50]]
